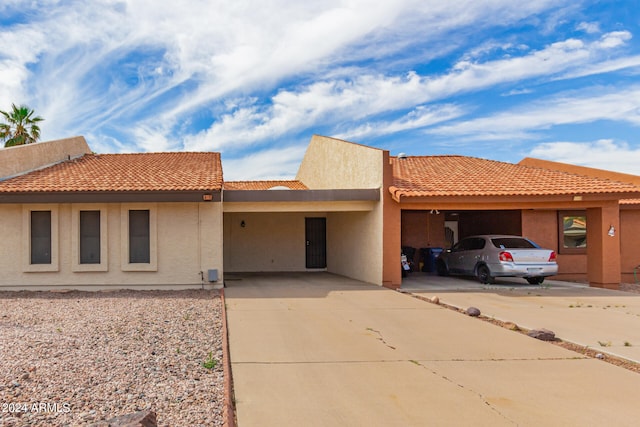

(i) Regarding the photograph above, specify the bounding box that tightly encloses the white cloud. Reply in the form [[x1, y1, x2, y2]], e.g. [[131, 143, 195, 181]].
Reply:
[[183, 29, 636, 151], [429, 86, 640, 140], [529, 140, 640, 175], [501, 88, 534, 96], [0, 0, 574, 150], [576, 21, 600, 34], [335, 104, 465, 140], [221, 144, 308, 181]]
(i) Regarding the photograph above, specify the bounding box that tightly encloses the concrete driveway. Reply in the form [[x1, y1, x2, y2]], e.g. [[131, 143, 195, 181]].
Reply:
[[225, 272, 640, 426], [402, 273, 640, 363]]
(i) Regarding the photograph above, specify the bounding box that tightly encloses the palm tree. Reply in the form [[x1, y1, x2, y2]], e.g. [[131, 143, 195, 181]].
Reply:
[[0, 104, 44, 147]]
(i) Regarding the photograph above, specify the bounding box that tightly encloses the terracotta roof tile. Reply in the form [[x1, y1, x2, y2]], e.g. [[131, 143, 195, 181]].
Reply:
[[390, 155, 640, 198], [224, 180, 307, 190], [622, 199, 640, 205], [0, 152, 222, 192]]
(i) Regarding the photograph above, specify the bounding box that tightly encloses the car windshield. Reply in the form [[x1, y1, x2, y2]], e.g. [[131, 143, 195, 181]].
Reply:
[[490, 237, 537, 249]]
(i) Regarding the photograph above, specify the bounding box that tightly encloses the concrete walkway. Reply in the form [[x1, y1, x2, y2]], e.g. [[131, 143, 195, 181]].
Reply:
[[225, 273, 640, 426]]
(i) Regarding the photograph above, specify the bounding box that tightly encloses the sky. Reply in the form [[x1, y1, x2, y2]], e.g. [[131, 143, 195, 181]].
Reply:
[[1, 1, 640, 180]]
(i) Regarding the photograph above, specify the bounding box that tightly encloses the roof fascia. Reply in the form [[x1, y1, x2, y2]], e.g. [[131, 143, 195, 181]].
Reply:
[[223, 188, 380, 202], [0, 190, 222, 204]]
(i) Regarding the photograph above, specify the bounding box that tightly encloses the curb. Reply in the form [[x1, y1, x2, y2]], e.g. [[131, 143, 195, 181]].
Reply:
[[220, 288, 237, 427]]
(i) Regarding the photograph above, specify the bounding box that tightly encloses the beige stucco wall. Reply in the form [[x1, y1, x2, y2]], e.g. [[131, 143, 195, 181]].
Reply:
[[0, 136, 91, 179], [327, 210, 381, 284], [296, 135, 384, 189], [223, 212, 314, 272], [295, 135, 386, 285], [0, 201, 223, 290]]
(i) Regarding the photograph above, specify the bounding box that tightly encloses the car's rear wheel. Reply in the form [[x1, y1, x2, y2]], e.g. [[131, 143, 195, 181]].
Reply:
[[436, 259, 449, 276], [476, 265, 494, 284], [526, 277, 545, 285]]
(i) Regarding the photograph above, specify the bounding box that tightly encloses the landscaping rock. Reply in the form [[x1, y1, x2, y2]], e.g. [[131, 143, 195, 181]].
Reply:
[[430, 296, 439, 304], [466, 307, 481, 317], [527, 328, 555, 341], [90, 410, 157, 427], [503, 322, 519, 331]]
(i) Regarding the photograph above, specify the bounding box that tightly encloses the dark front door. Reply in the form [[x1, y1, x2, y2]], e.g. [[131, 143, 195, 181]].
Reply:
[[305, 217, 326, 268]]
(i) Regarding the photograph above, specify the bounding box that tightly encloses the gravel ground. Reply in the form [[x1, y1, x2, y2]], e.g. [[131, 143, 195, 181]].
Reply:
[[0, 289, 224, 427]]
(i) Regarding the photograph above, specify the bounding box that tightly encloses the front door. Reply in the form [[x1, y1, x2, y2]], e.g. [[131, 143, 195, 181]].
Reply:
[[305, 217, 326, 268]]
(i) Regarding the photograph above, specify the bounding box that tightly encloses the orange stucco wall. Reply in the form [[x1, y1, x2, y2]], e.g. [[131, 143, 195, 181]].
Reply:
[[400, 210, 446, 266], [587, 204, 621, 288], [522, 209, 588, 282], [621, 208, 640, 283]]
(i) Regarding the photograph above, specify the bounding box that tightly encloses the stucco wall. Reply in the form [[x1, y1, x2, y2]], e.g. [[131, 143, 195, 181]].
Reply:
[[621, 208, 640, 283], [327, 211, 381, 285], [296, 135, 384, 189], [0, 202, 223, 290], [0, 136, 91, 179], [223, 212, 313, 272], [294, 135, 387, 285], [521, 209, 588, 281]]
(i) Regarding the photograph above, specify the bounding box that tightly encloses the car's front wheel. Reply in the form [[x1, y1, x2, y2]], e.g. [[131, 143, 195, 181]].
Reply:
[[436, 259, 449, 276], [526, 277, 545, 285], [476, 265, 494, 284]]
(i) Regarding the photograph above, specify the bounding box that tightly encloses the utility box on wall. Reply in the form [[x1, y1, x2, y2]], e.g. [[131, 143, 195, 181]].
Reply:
[[207, 269, 218, 282]]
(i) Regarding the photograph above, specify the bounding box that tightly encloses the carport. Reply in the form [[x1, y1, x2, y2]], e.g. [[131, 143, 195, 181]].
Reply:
[[400, 209, 523, 273], [388, 155, 640, 289], [223, 183, 381, 285]]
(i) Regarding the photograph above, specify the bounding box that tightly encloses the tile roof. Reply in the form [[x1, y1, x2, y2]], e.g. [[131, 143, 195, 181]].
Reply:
[[390, 155, 640, 199], [224, 180, 308, 190], [621, 199, 640, 205], [0, 152, 222, 192]]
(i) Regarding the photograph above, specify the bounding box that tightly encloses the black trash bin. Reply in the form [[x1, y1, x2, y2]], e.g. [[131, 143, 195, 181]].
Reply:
[[420, 247, 443, 272]]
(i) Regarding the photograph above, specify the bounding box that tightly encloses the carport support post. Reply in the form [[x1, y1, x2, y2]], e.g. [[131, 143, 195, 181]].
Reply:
[[586, 203, 621, 289]]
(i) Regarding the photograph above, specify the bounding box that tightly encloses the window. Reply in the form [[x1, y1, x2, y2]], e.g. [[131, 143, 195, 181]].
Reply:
[[559, 211, 587, 254], [121, 204, 157, 272], [129, 210, 150, 263], [80, 211, 101, 264], [491, 237, 537, 249], [72, 205, 108, 272], [31, 211, 51, 264], [22, 205, 59, 272]]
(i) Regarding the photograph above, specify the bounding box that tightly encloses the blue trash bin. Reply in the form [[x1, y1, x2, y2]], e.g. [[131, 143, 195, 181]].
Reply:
[[421, 247, 443, 272]]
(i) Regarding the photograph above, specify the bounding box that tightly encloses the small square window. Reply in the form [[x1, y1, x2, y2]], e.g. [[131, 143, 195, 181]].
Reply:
[[559, 211, 587, 254]]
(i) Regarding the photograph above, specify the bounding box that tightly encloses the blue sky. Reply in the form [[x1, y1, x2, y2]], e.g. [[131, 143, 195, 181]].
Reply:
[[1, 1, 639, 180]]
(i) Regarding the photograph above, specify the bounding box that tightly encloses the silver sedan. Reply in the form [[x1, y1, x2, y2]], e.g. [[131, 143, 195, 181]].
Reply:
[[436, 235, 558, 284]]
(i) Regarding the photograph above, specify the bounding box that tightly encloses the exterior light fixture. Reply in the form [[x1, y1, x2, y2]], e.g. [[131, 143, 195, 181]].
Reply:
[[608, 225, 615, 237], [241, 220, 246, 228]]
